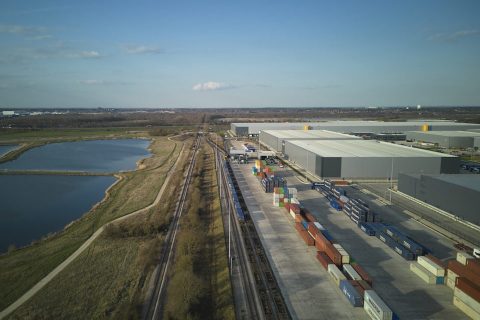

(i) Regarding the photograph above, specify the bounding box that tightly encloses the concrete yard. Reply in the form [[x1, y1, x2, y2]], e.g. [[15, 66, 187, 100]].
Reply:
[[230, 163, 369, 320], [278, 168, 468, 320]]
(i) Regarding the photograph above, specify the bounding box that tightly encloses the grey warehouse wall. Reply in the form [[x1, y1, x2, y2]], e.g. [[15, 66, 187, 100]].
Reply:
[[398, 174, 480, 226], [283, 141, 316, 174]]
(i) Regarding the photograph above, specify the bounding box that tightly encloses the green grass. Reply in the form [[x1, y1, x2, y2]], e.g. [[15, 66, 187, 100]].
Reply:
[[0, 136, 181, 311], [0, 128, 147, 141]]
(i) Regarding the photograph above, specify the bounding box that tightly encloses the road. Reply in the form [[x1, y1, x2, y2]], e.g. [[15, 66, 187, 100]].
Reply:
[[0, 142, 186, 320]]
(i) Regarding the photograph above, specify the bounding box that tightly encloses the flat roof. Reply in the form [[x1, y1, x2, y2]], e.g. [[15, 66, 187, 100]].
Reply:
[[407, 131, 480, 137], [261, 129, 359, 140], [234, 120, 480, 127], [287, 139, 457, 158]]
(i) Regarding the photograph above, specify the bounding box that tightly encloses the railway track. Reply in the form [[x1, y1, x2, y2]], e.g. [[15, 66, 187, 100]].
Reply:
[[209, 138, 291, 320], [143, 134, 201, 320]]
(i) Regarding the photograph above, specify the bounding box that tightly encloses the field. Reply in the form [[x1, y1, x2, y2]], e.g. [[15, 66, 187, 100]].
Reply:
[[0, 134, 182, 311], [7, 136, 194, 319], [163, 139, 234, 320]]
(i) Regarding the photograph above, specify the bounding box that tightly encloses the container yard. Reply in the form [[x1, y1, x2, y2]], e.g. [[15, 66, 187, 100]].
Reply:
[[226, 140, 477, 319], [283, 139, 459, 179]]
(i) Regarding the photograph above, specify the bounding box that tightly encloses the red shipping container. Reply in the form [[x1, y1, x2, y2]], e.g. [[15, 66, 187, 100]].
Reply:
[[295, 222, 304, 233], [349, 280, 364, 297], [308, 223, 319, 238], [448, 260, 480, 284], [305, 212, 317, 223], [456, 277, 480, 303], [290, 204, 301, 215], [316, 251, 333, 270], [466, 259, 480, 274], [332, 180, 349, 186], [315, 232, 329, 252], [284, 203, 290, 212], [300, 231, 315, 246], [301, 207, 311, 216], [358, 280, 372, 291], [425, 254, 446, 269], [351, 263, 373, 287], [325, 242, 342, 266]]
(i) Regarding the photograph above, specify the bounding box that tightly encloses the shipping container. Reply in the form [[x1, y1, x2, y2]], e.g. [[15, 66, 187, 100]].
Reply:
[[333, 244, 350, 264], [394, 244, 415, 261], [358, 279, 373, 292], [410, 262, 436, 284], [300, 230, 315, 246], [466, 259, 480, 274], [453, 296, 480, 320], [305, 212, 316, 223], [457, 251, 475, 266], [316, 251, 333, 270], [314, 222, 326, 231], [456, 277, 480, 304], [343, 264, 363, 281], [328, 264, 347, 286], [351, 263, 373, 286], [325, 242, 342, 266], [301, 220, 309, 230], [449, 260, 480, 284], [330, 199, 343, 211], [339, 280, 364, 307], [359, 222, 376, 236], [418, 256, 445, 277], [425, 254, 447, 269], [364, 290, 394, 320], [446, 276, 456, 290], [315, 232, 329, 252], [454, 286, 480, 315], [321, 229, 334, 242]]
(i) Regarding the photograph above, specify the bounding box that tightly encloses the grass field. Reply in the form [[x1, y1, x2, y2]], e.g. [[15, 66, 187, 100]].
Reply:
[[0, 136, 182, 311], [163, 139, 234, 320], [6, 137, 195, 319], [0, 128, 147, 141]]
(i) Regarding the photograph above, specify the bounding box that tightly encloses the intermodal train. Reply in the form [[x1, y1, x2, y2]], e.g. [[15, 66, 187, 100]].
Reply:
[[223, 160, 247, 221]]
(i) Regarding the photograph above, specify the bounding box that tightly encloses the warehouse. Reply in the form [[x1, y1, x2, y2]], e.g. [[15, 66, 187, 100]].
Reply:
[[398, 174, 480, 226], [283, 140, 459, 179], [259, 130, 359, 152], [231, 120, 480, 136], [406, 131, 480, 148]]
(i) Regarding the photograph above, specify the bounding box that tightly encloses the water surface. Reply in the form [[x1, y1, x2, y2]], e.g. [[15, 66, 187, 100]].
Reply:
[[0, 175, 116, 252], [0, 139, 151, 172], [0, 145, 19, 157]]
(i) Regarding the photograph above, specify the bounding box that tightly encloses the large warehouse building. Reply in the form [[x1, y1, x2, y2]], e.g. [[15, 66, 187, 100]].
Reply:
[[231, 120, 480, 136], [283, 140, 459, 179], [406, 131, 480, 148], [398, 174, 480, 226], [259, 130, 359, 152]]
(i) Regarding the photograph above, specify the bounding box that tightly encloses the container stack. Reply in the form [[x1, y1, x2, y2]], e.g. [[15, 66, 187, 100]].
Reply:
[[273, 187, 288, 207], [446, 251, 480, 319], [261, 177, 286, 193], [364, 290, 394, 320], [410, 255, 445, 285]]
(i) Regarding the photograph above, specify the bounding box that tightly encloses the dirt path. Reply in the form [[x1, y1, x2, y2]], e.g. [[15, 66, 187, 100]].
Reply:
[[0, 142, 186, 320]]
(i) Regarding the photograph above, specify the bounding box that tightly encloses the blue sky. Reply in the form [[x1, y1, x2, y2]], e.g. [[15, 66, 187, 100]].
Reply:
[[0, 0, 479, 108]]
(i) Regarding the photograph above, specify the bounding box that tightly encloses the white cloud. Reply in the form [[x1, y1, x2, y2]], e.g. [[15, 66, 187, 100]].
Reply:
[[192, 81, 234, 91], [78, 50, 103, 59], [429, 29, 480, 42], [124, 44, 163, 54]]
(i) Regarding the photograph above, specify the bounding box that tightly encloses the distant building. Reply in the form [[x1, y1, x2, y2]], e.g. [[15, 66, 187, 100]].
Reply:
[[406, 131, 480, 148], [2, 111, 15, 116]]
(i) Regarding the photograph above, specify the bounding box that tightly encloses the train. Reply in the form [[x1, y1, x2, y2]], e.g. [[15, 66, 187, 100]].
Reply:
[[223, 159, 247, 222]]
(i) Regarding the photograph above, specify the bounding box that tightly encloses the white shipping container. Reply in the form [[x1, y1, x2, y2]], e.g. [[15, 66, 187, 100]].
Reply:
[[289, 209, 296, 219], [364, 290, 393, 320], [328, 264, 346, 286], [454, 287, 480, 314], [447, 269, 460, 281], [339, 195, 349, 204], [453, 296, 480, 320], [410, 262, 436, 284], [417, 256, 445, 277], [314, 222, 326, 231], [457, 251, 474, 266], [290, 198, 300, 205], [446, 276, 456, 290], [343, 264, 362, 281], [333, 244, 350, 264]]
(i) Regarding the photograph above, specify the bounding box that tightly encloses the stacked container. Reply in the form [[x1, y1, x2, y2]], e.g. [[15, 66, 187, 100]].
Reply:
[[333, 244, 350, 264], [363, 290, 394, 320], [340, 280, 364, 307], [410, 256, 445, 284], [343, 264, 363, 281], [273, 187, 288, 207], [328, 264, 347, 286], [446, 252, 480, 318]]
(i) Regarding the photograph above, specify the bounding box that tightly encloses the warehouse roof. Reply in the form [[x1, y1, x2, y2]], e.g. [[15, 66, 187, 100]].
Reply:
[[287, 139, 457, 158], [407, 131, 480, 137], [261, 129, 359, 139]]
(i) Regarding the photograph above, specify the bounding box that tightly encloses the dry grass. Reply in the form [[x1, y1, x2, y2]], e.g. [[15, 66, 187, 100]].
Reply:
[[0, 136, 181, 311]]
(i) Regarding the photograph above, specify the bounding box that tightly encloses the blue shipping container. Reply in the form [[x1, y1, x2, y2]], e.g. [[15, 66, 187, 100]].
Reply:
[[339, 280, 363, 307], [301, 220, 309, 230], [321, 230, 334, 242]]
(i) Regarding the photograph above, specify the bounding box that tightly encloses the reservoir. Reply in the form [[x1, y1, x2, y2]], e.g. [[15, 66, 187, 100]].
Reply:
[[0, 175, 116, 253], [0, 139, 151, 172], [0, 144, 19, 157], [0, 139, 151, 253]]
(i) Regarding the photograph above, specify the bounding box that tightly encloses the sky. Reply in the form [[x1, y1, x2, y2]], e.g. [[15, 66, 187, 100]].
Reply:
[[0, 0, 479, 108]]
